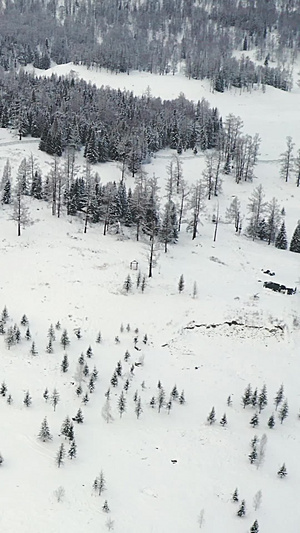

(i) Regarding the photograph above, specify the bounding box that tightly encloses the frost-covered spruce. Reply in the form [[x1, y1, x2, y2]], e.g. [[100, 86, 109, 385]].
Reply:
[[0, 452, 3, 465], [110, 372, 118, 387], [135, 397, 143, 419], [220, 413, 227, 427], [86, 345, 93, 358], [258, 385, 267, 413], [48, 323, 56, 341], [123, 379, 130, 392], [68, 440, 77, 460], [7, 394, 12, 405], [232, 488, 239, 503], [124, 274, 132, 293], [82, 393, 89, 405], [46, 338, 53, 353], [150, 396, 156, 408], [179, 390, 185, 404], [178, 274, 184, 293], [277, 463, 287, 478], [1, 305, 8, 323], [60, 329, 70, 350], [237, 499, 246, 517], [171, 384, 179, 400], [290, 220, 300, 253], [158, 388, 166, 413], [207, 406, 216, 425], [0, 381, 7, 397], [73, 408, 84, 423], [74, 327, 81, 339], [56, 443, 65, 468], [96, 331, 102, 343], [83, 363, 89, 377], [61, 416, 71, 438], [118, 391, 127, 418], [242, 384, 252, 408], [116, 361, 122, 377], [23, 390, 32, 407], [250, 413, 259, 428], [124, 350, 130, 362], [25, 327, 31, 340], [43, 388, 49, 401], [275, 221, 288, 250], [268, 414, 275, 429], [61, 354, 69, 373], [76, 384, 83, 396], [250, 520, 259, 533], [30, 341, 38, 355], [89, 376, 95, 393], [274, 384, 284, 410], [20, 314, 29, 326], [102, 500, 110, 513], [38, 417, 52, 442], [251, 388, 258, 408], [93, 470, 106, 495], [92, 366, 98, 380], [50, 388, 60, 411], [278, 400, 289, 423]]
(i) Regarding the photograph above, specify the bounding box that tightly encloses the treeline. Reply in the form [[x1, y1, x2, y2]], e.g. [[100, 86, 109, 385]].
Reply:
[[0, 0, 296, 92], [0, 70, 222, 163]]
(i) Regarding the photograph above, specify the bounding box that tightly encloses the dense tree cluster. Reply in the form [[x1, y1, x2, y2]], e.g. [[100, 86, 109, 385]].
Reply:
[[0, 0, 296, 91]]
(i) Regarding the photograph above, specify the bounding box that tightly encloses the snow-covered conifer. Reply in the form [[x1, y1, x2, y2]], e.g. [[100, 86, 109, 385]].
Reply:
[[38, 417, 52, 442], [207, 406, 216, 425], [56, 443, 65, 468], [23, 390, 32, 407]]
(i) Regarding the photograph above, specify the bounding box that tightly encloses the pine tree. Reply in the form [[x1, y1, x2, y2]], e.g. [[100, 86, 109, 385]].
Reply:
[[258, 385, 267, 413], [275, 221, 288, 250], [89, 376, 95, 393], [93, 470, 106, 495], [20, 314, 29, 326], [92, 366, 98, 380], [102, 500, 110, 513], [171, 385, 179, 400], [83, 363, 89, 377], [124, 274, 132, 293], [61, 416, 71, 438], [232, 488, 239, 502], [268, 414, 275, 429], [46, 338, 53, 353], [86, 345, 93, 358], [290, 221, 300, 253], [250, 520, 259, 533], [68, 423, 75, 441], [1, 306, 8, 323], [220, 413, 227, 427], [102, 398, 113, 423], [73, 408, 84, 423], [178, 274, 184, 293], [82, 392, 89, 405], [30, 341, 38, 355], [277, 463, 287, 478], [111, 371, 118, 387], [60, 329, 70, 349], [237, 499, 246, 517], [38, 417, 52, 442], [96, 331, 102, 343], [274, 384, 284, 410], [61, 354, 69, 373], [118, 391, 126, 418], [116, 361, 122, 377], [56, 443, 65, 468], [43, 388, 49, 401], [74, 327, 82, 339], [76, 384, 82, 396], [123, 379, 130, 392], [50, 388, 60, 411], [250, 413, 259, 428], [124, 350, 130, 362], [48, 323, 56, 341], [242, 384, 252, 408], [5, 326, 16, 350], [249, 446, 257, 464], [278, 400, 289, 423], [0, 453, 3, 466], [179, 390, 185, 404], [68, 440, 77, 459], [207, 406, 216, 425], [251, 388, 258, 408], [135, 397, 143, 419], [158, 387, 165, 413], [7, 394, 12, 405], [23, 390, 32, 407], [150, 396, 156, 408], [0, 381, 7, 396]]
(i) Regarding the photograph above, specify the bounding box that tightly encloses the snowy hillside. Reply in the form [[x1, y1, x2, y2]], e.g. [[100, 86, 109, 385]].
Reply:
[[0, 66, 300, 533]]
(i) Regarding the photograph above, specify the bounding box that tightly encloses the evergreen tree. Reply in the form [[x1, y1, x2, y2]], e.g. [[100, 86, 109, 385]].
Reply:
[[275, 222, 288, 250], [118, 391, 126, 418], [23, 390, 32, 407], [7, 394, 12, 405], [207, 406, 216, 425], [251, 388, 258, 408], [178, 274, 184, 293], [61, 354, 69, 373], [171, 385, 179, 400], [250, 520, 259, 533], [258, 384, 267, 413], [277, 463, 287, 478], [73, 407, 84, 423], [268, 414, 275, 429], [68, 439, 77, 459], [102, 500, 110, 513], [278, 400, 289, 423], [274, 384, 284, 410], [60, 329, 70, 349], [46, 338, 53, 354], [50, 388, 60, 411], [242, 384, 252, 408], [150, 396, 156, 408], [116, 361, 122, 377], [92, 366, 98, 381], [124, 274, 132, 293], [290, 221, 300, 253], [1, 306, 8, 322], [48, 324, 56, 341], [68, 423, 74, 442], [250, 413, 259, 428], [179, 390, 185, 404], [20, 314, 29, 326], [61, 416, 71, 439], [0, 381, 7, 396], [124, 349, 130, 362], [237, 499, 246, 517], [102, 398, 113, 423], [158, 387, 166, 413], [220, 413, 227, 427], [43, 388, 49, 401], [232, 488, 239, 502], [135, 397, 143, 419], [30, 341, 38, 355], [56, 443, 65, 468], [2, 179, 11, 204], [26, 327, 32, 341], [93, 470, 106, 495], [82, 392, 89, 405], [38, 417, 52, 442], [86, 345, 93, 358]]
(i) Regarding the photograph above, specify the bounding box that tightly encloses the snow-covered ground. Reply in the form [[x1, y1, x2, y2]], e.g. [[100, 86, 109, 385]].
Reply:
[[0, 64, 300, 533]]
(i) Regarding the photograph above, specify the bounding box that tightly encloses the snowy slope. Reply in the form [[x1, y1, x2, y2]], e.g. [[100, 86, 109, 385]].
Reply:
[[0, 65, 300, 533]]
